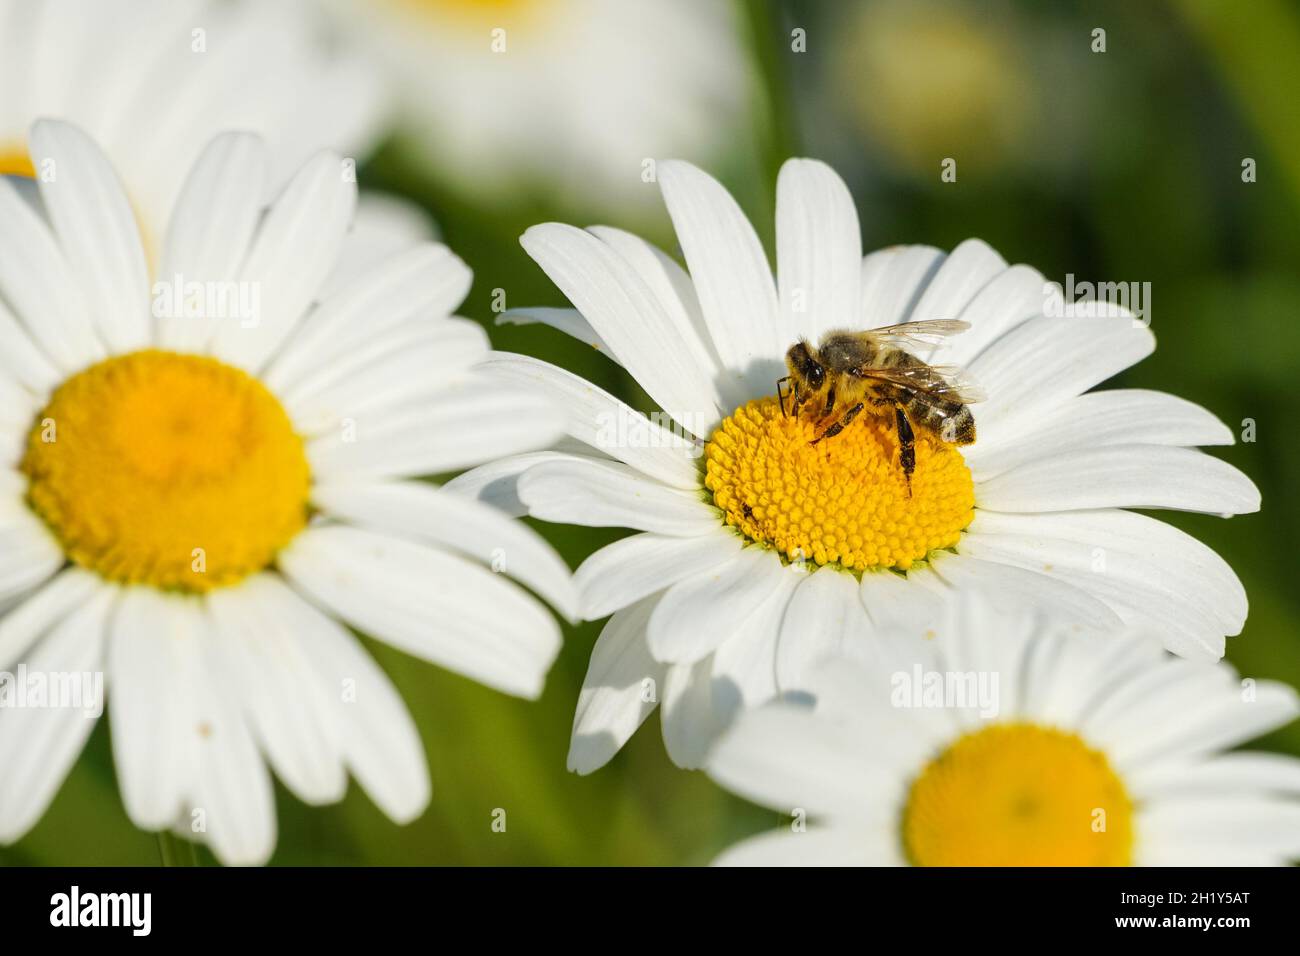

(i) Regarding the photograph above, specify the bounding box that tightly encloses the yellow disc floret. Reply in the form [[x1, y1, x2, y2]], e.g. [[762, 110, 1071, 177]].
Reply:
[[703, 397, 974, 571], [21, 350, 310, 593], [902, 723, 1134, 866]]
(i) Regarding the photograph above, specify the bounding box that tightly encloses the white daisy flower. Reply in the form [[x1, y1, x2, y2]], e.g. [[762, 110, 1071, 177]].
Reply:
[[321, 0, 751, 213], [0, 0, 392, 242], [449, 157, 1260, 773], [0, 120, 573, 865], [706, 597, 1300, 866]]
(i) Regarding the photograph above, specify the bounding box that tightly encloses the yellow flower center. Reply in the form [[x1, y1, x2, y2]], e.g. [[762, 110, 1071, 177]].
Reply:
[[395, 0, 544, 31], [21, 350, 310, 593], [902, 723, 1134, 866], [0, 144, 36, 178], [703, 397, 974, 572]]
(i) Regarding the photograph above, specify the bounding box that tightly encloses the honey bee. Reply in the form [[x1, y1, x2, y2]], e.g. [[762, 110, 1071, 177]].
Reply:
[[777, 320, 984, 493]]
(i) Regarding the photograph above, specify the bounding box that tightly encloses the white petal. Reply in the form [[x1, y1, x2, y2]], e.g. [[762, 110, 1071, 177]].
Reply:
[[442, 450, 604, 518], [588, 224, 726, 408], [209, 150, 357, 374], [0, 568, 101, 676], [156, 131, 268, 353], [776, 567, 864, 691], [204, 580, 347, 806], [1103, 678, 1298, 768], [476, 352, 702, 489], [30, 119, 150, 353], [517, 457, 718, 536], [283, 318, 489, 437], [108, 588, 200, 830], [974, 445, 1260, 515], [776, 158, 861, 341], [519, 222, 722, 428], [860, 244, 944, 328], [496, 307, 615, 359], [657, 160, 782, 398], [267, 242, 473, 393], [712, 826, 881, 866], [247, 575, 429, 824], [0, 173, 103, 371], [707, 703, 883, 818], [0, 508, 64, 608], [906, 238, 1006, 329], [1076, 655, 1233, 756], [574, 530, 742, 621], [279, 525, 561, 700], [967, 389, 1235, 478], [0, 390, 36, 468], [647, 549, 785, 663], [1137, 797, 1300, 863], [659, 656, 719, 769], [710, 567, 801, 720], [857, 565, 950, 638], [943, 263, 1053, 366], [0, 299, 61, 395], [0, 586, 112, 843], [307, 378, 565, 481], [311, 479, 578, 622], [568, 595, 665, 775], [188, 613, 277, 866], [320, 192, 437, 300], [930, 552, 1123, 629], [1128, 751, 1300, 799], [969, 313, 1154, 428], [963, 509, 1247, 651]]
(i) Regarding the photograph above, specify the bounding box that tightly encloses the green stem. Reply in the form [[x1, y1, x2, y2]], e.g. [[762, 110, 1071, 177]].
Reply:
[[157, 831, 200, 867]]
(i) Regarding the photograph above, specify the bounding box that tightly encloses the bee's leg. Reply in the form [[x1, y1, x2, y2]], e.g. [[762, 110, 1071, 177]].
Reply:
[[811, 402, 864, 445], [894, 404, 915, 497], [790, 380, 804, 417], [821, 384, 836, 418], [777, 377, 790, 416]]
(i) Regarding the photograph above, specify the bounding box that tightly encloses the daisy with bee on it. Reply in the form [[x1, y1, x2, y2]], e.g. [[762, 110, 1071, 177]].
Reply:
[[454, 156, 1259, 773]]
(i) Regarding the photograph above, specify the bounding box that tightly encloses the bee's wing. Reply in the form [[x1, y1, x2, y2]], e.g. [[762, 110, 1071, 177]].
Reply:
[[862, 319, 971, 349], [851, 362, 987, 403]]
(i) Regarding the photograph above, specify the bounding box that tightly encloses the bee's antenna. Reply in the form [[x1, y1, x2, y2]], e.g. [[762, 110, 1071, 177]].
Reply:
[[777, 377, 790, 416]]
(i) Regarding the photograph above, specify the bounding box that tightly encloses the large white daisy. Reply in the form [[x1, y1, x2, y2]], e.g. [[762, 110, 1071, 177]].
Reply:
[[449, 157, 1260, 773], [320, 0, 751, 213], [0, 0, 392, 241], [0, 121, 573, 865], [706, 596, 1300, 866]]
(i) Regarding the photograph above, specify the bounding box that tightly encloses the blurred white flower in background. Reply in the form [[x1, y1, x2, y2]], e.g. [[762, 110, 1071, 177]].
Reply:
[[833, 0, 1034, 176], [322, 0, 755, 215], [0, 0, 420, 249]]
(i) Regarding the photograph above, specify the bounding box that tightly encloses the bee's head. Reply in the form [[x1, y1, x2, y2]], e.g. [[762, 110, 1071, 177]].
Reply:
[[786, 341, 825, 392]]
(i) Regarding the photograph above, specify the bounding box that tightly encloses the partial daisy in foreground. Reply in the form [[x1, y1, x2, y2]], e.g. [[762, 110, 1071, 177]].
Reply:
[[321, 0, 751, 214], [0, 0, 394, 242], [449, 157, 1259, 773], [0, 121, 573, 865], [707, 597, 1300, 866]]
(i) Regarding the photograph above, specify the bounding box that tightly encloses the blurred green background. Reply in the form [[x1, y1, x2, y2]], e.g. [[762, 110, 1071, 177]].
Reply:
[[5, 0, 1299, 865]]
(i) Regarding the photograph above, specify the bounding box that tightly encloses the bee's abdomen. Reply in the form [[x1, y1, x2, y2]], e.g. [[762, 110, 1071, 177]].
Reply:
[[908, 396, 976, 445]]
